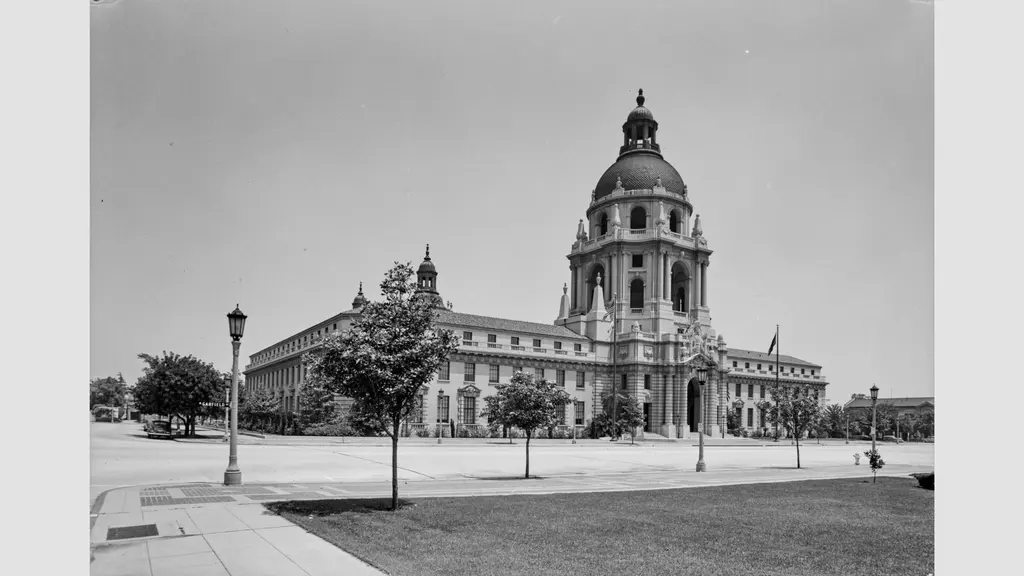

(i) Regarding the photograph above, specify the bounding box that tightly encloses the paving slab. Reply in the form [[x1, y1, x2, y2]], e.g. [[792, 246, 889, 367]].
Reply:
[[146, 535, 211, 559], [142, 508, 200, 535], [90, 541, 152, 576], [226, 503, 295, 529], [204, 530, 309, 576], [150, 551, 223, 576], [257, 525, 383, 576], [184, 506, 249, 534]]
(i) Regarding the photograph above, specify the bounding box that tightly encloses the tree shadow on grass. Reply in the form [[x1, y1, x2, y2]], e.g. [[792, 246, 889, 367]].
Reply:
[[265, 498, 416, 516], [471, 476, 544, 481]]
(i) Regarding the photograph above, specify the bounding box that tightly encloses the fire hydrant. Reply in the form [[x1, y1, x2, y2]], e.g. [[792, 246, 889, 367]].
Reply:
[[853, 453, 861, 465]]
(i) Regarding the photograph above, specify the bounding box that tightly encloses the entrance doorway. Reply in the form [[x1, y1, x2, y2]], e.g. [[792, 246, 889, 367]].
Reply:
[[643, 403, 651, 432]]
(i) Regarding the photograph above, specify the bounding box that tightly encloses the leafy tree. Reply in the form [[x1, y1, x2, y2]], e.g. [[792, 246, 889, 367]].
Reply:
[[297, 376, 337, 430], [240, 387, 279, 432], [304, 262, 460, 510], [822, 404, 847, 438], [618, 394, 646, 445], [133, 352, 225, 436], [90, 374, 128, 409], [916, 411, 935, 438], [864, 448, 885, 482], [756, 384, 822, 469], [481, 370, 573, 478], [483, 391, 514, 444]]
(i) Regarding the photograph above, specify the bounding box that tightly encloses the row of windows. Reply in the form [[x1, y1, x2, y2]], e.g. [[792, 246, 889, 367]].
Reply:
[[427, 396, 586, 426], [438, 362, 587, 388], [731, 361, 816, 376], [254, 322, 340, 363], [735, 407, 766, 428], [595, 206, 687, 236], [463, 332, 584, 352], [733, 382, 820, 401]]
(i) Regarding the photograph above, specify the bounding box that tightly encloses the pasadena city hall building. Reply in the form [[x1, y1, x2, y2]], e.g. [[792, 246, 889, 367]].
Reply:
[[243, 90, 829, 439]]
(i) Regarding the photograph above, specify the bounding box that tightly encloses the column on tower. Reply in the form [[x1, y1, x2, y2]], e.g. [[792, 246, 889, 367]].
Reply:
[[693, 258, 702, 312], [570, 265, 577, 311], [577, 265, 586, 314], [609, 253, 615, 302], [662, 372, 674, 437], [605, 254, 613, 303], [652, 249, 659, 300], [662, 253, 669, 301], [701, 261, 708, 307]]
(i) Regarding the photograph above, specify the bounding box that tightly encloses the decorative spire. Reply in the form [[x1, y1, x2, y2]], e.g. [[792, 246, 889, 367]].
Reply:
[[692, 213, 703, 237], [636, 88, 645, 107], [351, 282, 368, 309], [576, 219, 587, 241], [424, 244, 431, 260], [563, 282, 568, 295]]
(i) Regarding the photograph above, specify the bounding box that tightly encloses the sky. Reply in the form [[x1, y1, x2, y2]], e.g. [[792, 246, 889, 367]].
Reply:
[[90, 0, 934, 405]]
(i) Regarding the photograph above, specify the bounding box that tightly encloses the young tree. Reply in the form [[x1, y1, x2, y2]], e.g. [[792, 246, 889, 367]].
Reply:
[[482, 370, 573, 478], [864, 448, 886, 482], [133, 352, 224, 436], [756, 384, 822, 469], [482, 392, 513, 444], [304, 263, 460, 510], [595, 391, 631, 439], [90, 374, 128, 409], [618, 394, 646, 445]]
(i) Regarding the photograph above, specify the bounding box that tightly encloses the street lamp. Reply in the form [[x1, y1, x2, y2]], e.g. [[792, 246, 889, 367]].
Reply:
[[223, 374, 230, 443], [870, 384, 879, 454], [696, 366, 708, 472], [846, 413, 850, 445], [224, 304, 247, 486], [571, 399, 579, 444]]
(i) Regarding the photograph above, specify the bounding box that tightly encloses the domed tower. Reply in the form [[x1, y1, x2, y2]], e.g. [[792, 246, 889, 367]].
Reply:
[[351, 282, 368, 309], [414, 244, 445, 308], [558, 89, 726, 441]]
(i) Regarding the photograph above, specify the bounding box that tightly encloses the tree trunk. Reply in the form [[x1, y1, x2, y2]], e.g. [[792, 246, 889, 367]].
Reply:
[[795, 431, 801, 468], [525, 433, 531, 479], [391, 421, 400, 511]]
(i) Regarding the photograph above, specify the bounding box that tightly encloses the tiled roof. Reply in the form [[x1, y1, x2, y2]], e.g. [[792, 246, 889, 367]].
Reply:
[[845, 397, 934, 409], [594, 153, 687, 200], [727, 348, 821, 368], [434, 309, 587, 340]]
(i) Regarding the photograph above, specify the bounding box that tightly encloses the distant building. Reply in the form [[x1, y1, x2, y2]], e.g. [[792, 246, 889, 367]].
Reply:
[[242, 91, 828, 438], [844, 394, 934, 420]]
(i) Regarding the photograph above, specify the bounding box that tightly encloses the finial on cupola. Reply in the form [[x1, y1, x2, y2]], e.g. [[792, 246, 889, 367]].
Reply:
[[637, 88, 645, 107], [576, 219, 588, 241], [563, 282, 568, 295], [425, 244, 431, 259]]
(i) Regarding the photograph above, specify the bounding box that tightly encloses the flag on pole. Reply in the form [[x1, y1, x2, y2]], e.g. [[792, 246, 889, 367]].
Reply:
[[768, 333, 777, 355]]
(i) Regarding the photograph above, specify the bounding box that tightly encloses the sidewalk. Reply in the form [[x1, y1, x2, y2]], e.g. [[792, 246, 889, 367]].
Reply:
[[90, 463, 930, 576]]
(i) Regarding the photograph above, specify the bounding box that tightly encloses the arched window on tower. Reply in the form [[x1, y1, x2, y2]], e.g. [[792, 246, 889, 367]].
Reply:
[[599, 213, 609, 236], [669, 210, 680, 234], [629, 279, 644, 310], [630, 206, 647, 230]]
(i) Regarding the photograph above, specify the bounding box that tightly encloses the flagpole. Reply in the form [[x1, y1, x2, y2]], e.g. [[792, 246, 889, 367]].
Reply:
[[774, 324, 779, 442]]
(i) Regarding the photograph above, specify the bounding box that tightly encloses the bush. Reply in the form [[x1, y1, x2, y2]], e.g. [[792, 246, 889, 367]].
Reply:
[[428, 424, 451, 438], [302, 421, 358, 436], [751, 429, 764, 439], [414, 426, 431, 438], [910, 472, 934, 490]]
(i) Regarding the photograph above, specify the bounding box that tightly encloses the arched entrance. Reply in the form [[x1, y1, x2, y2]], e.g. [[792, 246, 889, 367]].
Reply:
[[687, 377, 701, 433]]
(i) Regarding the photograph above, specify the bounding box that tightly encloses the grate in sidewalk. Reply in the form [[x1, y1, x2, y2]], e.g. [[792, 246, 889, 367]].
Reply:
[[107, 524, 159, 541]]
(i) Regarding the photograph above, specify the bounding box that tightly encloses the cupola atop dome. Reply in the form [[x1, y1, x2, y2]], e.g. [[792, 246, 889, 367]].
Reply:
[[414, 244, 444, 308], [351, 282, 368, 309], [593, 90, 687, 201]]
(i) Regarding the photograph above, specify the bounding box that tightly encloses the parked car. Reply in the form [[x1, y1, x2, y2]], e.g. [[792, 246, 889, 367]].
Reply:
[[856, 434, 872, 441], [146, 420, 174, 440], [881, 435, 903, 444]]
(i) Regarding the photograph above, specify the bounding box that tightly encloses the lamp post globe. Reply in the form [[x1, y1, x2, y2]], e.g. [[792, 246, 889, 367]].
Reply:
[[224, 304, 247, 486], [696, 367, 708, 472]]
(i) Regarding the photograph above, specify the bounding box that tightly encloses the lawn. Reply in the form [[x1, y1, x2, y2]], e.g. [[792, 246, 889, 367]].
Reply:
[[267, 477, 933, 576]]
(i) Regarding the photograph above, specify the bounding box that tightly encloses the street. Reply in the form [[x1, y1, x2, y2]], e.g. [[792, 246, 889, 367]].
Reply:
[[90, 421, 935, 507]]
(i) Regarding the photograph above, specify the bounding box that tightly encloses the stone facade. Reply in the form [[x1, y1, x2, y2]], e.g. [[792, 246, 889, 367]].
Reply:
[[241, 90, 829, 438]]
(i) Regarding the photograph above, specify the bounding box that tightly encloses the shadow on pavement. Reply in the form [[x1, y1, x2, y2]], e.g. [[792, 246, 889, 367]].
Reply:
[[266, 498, 415, 515]]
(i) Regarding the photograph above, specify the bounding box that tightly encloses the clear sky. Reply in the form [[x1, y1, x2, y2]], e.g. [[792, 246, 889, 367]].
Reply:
[[90, 0, 934, 404]]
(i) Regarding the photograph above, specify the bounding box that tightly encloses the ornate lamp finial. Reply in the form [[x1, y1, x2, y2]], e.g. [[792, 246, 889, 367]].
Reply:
[[637, 88, 645, 107], [563, 282, 568, 295], [425, 244, 431, 259]]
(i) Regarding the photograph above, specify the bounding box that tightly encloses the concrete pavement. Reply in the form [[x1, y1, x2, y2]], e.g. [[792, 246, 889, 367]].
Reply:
[[90, 462, 932, 576]]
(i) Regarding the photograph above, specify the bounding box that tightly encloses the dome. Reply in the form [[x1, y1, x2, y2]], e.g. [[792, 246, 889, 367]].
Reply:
[[594, 153, 686, 200], [417, 244, 437, 274], [627, 106, 655, 122]]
